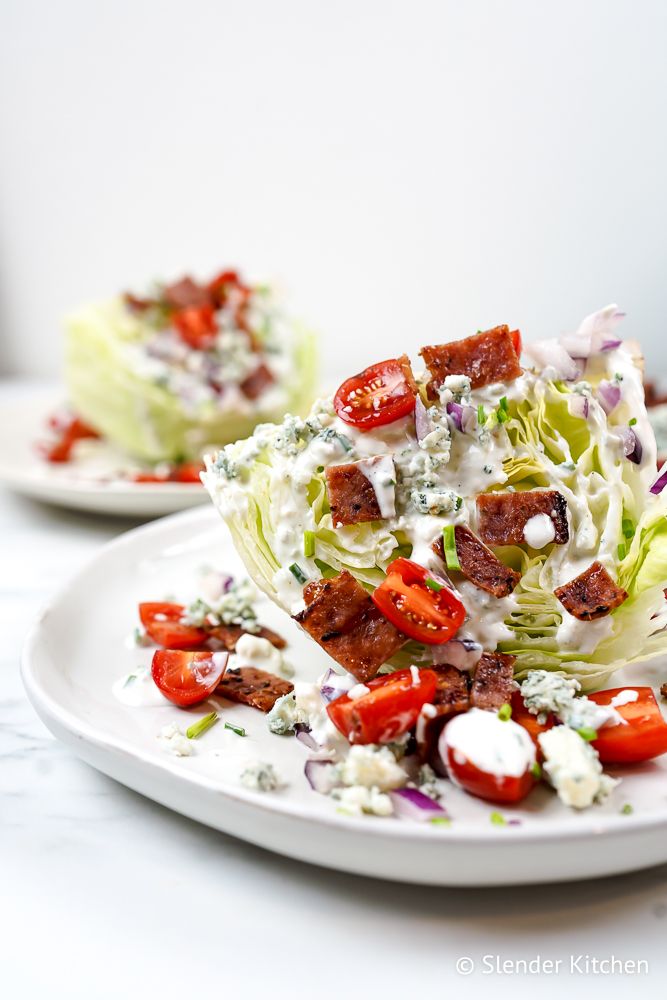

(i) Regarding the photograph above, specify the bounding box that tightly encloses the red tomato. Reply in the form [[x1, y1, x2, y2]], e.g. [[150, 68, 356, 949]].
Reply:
[[139, 602, 208, 649], [170, 462, 204, 484], [589, 687, 667, 764], [510, 328, 522, 358], [131, 472, 168, 483], [511, 691, 555, 747], [172, 304, 218, 349], [333, 357, 417, 431], [327, 668, 438, 744], [152, 649, 228, 707], [372, 558, 466, 645], [43, 415, 100, 463], [444, 747, 535, 804], [207, 269, 250, 307]]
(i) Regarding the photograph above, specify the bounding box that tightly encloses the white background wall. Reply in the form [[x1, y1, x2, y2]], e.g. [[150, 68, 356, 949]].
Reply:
[[1, 0, 666, 381]]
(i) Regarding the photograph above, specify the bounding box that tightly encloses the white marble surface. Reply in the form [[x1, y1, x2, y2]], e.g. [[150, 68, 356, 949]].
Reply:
[[2, 381, 667, 999]]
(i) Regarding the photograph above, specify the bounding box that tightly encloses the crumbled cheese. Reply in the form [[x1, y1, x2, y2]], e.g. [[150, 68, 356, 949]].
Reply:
[[235, 632, 285, 675], [240, 761, 281, 791], [266, 692, 304, 734], [182, 578, 260, 633], [337, 745, 407, 791], [331, 785, 394, 816], [520, 670, 624, 731], [538, 726, 618, 809], [158, 723, 192, 757], [348, 683, 371, 700], [439, 374, 472, 402], [410, 487, 461, 515]]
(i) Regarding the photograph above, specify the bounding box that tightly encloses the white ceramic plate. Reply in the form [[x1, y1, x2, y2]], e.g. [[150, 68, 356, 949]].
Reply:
[[0, 390, 207, 517], [22, 505, 667, 886]]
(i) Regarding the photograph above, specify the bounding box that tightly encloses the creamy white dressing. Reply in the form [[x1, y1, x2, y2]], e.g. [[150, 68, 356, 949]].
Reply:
[[113, 668, 169, 707], [357, 456, 396, 518], [523, 513, 556, 548], [441, 708, 536, 779], [610, 689, 639, 708]]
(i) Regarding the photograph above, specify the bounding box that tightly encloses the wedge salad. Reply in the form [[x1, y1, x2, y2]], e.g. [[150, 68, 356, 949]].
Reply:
[[165, 304, 667, 816], [63, 268, 316, 464]]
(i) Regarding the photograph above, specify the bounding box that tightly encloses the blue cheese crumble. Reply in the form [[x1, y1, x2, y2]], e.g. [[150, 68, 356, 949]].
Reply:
[[538, 726, 618, 809], [240, 761, 281, 791]]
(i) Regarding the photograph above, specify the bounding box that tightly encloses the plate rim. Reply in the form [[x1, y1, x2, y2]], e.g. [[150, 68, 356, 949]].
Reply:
[[21, 504, 667, 848]]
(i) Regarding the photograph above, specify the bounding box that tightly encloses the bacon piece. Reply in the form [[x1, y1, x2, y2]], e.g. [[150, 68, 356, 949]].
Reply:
[[433, 525, 520, 597], [470, 652, 516, 710], [216, 666, 293, 712], [660, 682, 667, 700], [554, 562, 628, 621], [294, 570, 405, 682], [420, 326, 522, 398], [208, 623, 287, 651], [240, 363, 275, 400], [476, 490, 569, 546], [163, 276, 211, 310], [325, 460, 393, 527], [417, 665, 471, 772]]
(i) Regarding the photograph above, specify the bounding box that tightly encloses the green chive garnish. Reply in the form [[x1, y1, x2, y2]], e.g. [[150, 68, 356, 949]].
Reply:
[[622, 518, 634, 539], [620, 803, 633, 815], [497, 703, 512, 722], [617, 543, 626, 561], [289, 562, 308, 585], [499, 396, 509, 412], [531, 762, 542, 780], [303, 530, 315, 558], [577, 726, 598, 742], [186, 711, 219, 739], [628, 417, 637, 427], [442, 525, 461, 571], [497, 407, 509, 424], [430, 816, 451, 826], [224, 722, 246, 737], [477, 404, 486, 425], [490, 811, 507, 826], [425, 577, 444, 592]]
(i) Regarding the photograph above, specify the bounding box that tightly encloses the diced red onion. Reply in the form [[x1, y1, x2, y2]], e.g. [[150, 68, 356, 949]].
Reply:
[[567, 394, 589, 420], [446, 401, 464, 431], [524, 340, 581, 381], [294, 724, 320, 751], [597, 380, 621, 415], [304, 758, 338, 794], [560, 304, 625, 358], [389, 787, 448, 822], [431, 638, 483, 671], [616, 426, 643, 464], [446, 402, 476, 433], [320, 668, 355, 704], [601, 338, 622, 352], [414, 396, 432, 443], [650, 462, 667, 495]]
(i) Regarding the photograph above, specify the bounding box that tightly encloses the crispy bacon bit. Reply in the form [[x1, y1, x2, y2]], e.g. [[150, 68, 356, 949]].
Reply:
[[294, 570, 405, 682], [325, 462, 384, 527], [645, 381, 667, 408], [661, 682, 667, 700], [470, 652, 516, 710], [123, 291, 157, 313], [476, 490, 569, 546], [420, 326, 522, 398], [240, 363, 275, 400], [554, 562, 628, 621], [208, 623, 287, 651], [433, 526, 520, 597], [417, 665, 471, 770], [216, 666, 293, 712], [163, 276, 211, 310]]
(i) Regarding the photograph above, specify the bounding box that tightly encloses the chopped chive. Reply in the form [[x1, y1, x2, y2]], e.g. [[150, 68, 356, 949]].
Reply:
[[442, 525, 461, 571], [577, 726, 598, 742], [123, 673, 138, 687], [490, 811, 507, 826], [497, 406, 509, 424], [497, 703, 512, 722], [224, 721, 246, 737], [289, 562, 308, 585], [429, 816, 451, 826], [186, 711, 219, 739], [620, 803, 633, 815], [425, 577, 444, 592], [622, 518, 634, 539], [531, 762, 542, 780], [303, 530, 315, 558], [499, 396, 509, 412], [477, 404, 486, 425], [617, 543, 626, 560], [628, 417, 637, 427]]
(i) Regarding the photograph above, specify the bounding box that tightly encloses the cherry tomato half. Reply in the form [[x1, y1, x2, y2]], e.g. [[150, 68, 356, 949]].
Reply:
[[43, 415, 100, 463], [444, 748, 535, 804], [139, 602, 208, 650], [509, 328, 522, 358], [151, 649, 229, 707], [333, 356, 417, 431], [589, 687, 667, 764], [170, 462, 204, 484], [440, 710, 536, 804], [172, 304, 218, 349], [327, 668, 438, 744], [372, 558, 466, 645], [511, 691, 555, 748]]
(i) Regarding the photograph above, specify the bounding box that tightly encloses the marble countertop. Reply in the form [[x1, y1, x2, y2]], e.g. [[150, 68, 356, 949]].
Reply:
[[2, 380, 667, 999]]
